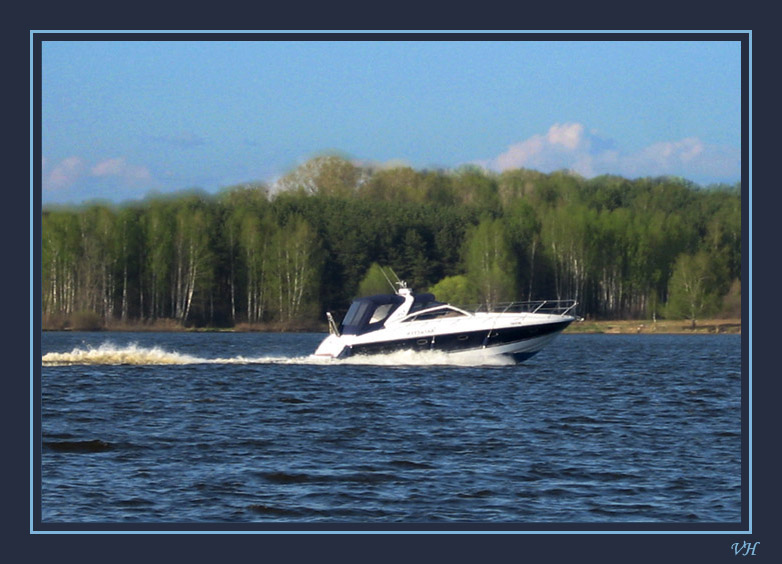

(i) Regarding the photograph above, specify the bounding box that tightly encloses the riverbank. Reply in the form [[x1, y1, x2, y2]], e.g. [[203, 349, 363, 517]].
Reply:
[[564, 318, 741, 334], [43, 318, 741, 334]]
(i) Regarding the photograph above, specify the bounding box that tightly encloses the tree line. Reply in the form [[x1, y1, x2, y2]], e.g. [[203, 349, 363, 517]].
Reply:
[[41, 156, 741, 330]]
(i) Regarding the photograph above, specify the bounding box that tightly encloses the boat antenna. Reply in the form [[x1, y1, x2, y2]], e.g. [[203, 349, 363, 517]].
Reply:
[[388, 267, 408, 291], [379, 266, 396, 292], [380, 266, 406, 292]]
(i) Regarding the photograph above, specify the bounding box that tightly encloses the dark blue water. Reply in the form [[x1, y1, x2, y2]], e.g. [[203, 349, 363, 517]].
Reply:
[[40, 332, 742, 524]]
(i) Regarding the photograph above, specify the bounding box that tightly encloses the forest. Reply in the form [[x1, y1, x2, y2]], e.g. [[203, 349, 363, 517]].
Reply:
[[41, 156, 742, 331]]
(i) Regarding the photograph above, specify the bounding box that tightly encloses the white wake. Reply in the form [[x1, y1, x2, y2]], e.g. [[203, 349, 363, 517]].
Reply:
[[41, 343, 513, 367], [41, 343, 306, 366]]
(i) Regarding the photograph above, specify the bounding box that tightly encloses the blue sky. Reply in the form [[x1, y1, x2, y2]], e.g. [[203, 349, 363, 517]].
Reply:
[[40, 36, 742, 204]]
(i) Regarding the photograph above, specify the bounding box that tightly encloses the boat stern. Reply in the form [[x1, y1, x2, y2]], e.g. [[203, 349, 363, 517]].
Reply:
[[312, 334, 351, 359]]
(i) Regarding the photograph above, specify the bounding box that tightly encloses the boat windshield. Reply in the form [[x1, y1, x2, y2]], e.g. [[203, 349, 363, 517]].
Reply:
[[408, 293, 444, 313], [340, 294, 404, 335], [370, 303, 395, 323], [403, 307, 467, 322], [341, 300, 371, 328]]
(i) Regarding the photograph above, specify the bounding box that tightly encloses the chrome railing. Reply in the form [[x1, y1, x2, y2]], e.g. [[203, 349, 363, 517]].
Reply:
[[463, 299, 578, 317]]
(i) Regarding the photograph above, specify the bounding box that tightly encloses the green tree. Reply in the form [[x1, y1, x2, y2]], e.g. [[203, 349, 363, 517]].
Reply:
[[428, 274, 476, 306], [464, 217, 516, 308], [399, 228, 432, 291], [451, 165, 501, 213], [239, 211, 271, 323], [702, 188, 741, 284], [42, 209, 80, 319], [40, 166, 740, 327], [141, 197, 175, 319], [359, 166, 423, 203], [665, 251, 724, 328], [357, 263, 396, 296], [505, 199, 542, 301], [219, 183, 270, 323], [115, 206, 143, 323], [276, 155, 364, 197], [266, 215, 321, 322], [497, 168, 546, 209], [421, 170, 457, 206], [592, 207, 633, 318], [540, 203, 596, 306], [172, 196, 215, 324], [220, 185, 271, 323], [78, 204, 120, 321]]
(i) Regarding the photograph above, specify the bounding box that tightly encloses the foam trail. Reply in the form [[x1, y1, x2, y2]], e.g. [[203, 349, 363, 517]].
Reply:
[[41, 343, 312, 366], [42, 342, 514, 367], [42, 343, 205, 366]]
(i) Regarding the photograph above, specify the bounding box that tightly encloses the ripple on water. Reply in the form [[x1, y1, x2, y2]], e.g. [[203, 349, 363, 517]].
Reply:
[[40, 332, 743, 524]]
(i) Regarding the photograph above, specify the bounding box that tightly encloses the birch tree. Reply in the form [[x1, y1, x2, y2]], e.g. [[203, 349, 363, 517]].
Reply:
[[239, 211, 271, 323], [464, 217, 516, 309], [42, 210, 80, 318], [172, 199, 214, 324], [505, 199, 542, 301], [665, 251, 724, 328], [275, 155, 364, 197], [221, 185, 270, 323], [266, 216, 320, 322], [541, 204, 596, 306], [142, 199, 174, 319]]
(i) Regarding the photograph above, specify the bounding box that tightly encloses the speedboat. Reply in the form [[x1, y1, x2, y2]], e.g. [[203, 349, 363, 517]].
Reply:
[[312, 282, 578, 364]]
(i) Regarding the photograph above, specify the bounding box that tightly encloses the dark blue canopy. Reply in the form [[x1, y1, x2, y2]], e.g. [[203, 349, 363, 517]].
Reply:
[[340, 294, 405, 335]]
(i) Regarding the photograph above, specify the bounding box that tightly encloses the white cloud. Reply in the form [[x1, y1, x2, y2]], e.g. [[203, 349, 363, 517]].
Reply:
[[44, 156, 85, 191], [488, 123, 595, 176], [43, 156, 155, 199], [637, 138, 704, 166], [479, 123, 740, 184], [91, 157, 126, 177], [91, 157, 152, 183], [546, 122, 585, 150]]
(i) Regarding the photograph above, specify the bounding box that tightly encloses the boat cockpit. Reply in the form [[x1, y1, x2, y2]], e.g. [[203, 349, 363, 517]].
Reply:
[[337, 291, 468, 336], [339, 294, 404, 335]]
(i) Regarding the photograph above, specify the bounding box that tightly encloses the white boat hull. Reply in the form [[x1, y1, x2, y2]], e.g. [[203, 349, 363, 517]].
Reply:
[[313, 317, 573, 364], [443, 330, 563, 363], [312, 283, 577, 365]]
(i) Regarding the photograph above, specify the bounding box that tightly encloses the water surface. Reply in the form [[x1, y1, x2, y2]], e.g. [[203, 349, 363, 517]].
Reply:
[[40, 332, 742, 525]]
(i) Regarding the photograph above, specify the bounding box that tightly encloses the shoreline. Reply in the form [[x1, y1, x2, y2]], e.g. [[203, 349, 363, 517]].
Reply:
[[42, 318, 741, 335], [564, 318, 741, 335]]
